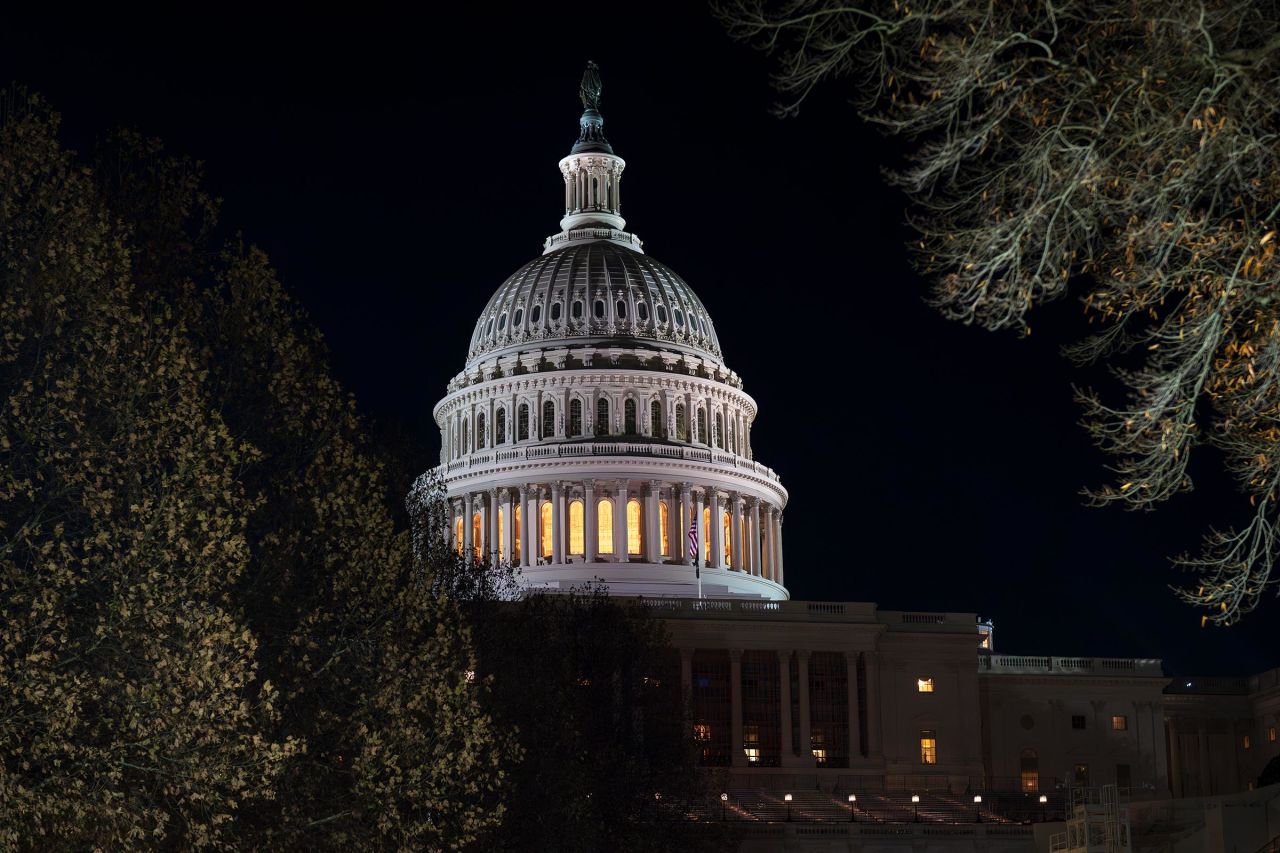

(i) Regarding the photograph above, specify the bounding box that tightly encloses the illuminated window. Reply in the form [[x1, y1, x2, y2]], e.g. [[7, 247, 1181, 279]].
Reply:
[[454, 516, 463, 555], [702, 506, 711, 562], [627, 499, 642, 555], [595, 398, 609, 436], [476, 412, 486, 448], [570, 399, 583, 436], [540, 501, 553, 559], [810, 728, 826, 764], [1112, 715, 1127, 731], [693, 723, 711, 742], [1269, 726, 1277, 743], [917, 678, 934, 693], [624, 399, 637, 434], [1243, 734, 1251, 750], [471, 513, 482, 560], [744, 725, 761, 763], [597, 499, 614, 555], [513, 504, 521, 563], [919, 730, 937, 765], [498, 507, 505, 561], [542, 401, 554, 438], [740, 516, 747, 571], [495, 408, 506, 444], [675, 403, 687, 441], [659, 501, 670, 555], [1071, 715, 1086, 730], [568, 500, 584, 555], [518, 404, 529, 441], [650, 400, 663, 437], [1020, 749, 1039, 792], [722, 511, 732, 566]]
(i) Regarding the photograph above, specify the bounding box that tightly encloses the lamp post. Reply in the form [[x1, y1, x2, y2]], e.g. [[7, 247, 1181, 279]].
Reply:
[[911, 793, 920, 822], [973, 794, 982, 823], [848, 793, 857, 823], [1039, 793, 1048, 822], [720, 792, 728, 821], [784, 793, 793, 822]]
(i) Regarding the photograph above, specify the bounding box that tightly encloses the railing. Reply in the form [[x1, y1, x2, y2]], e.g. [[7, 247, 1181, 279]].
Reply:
[[439, 440, 783, 485], [980, 655, 1164, 677], [636, 597, 879, 623]]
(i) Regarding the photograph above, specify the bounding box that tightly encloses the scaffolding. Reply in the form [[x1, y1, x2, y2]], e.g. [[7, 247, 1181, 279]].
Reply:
[[1048, 785, 1132, 853]]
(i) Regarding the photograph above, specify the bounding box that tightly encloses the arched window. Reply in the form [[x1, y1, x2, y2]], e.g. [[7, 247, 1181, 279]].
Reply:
[[616, 300, 627, 320], [728, 420, 735, 454], [675, 403, 687, 441], [627, 499, 642, 555], [624, 399, 637, 434], [541, 501, 553, 559], [542, 400, 555, 438], [477, 412, 487, 449], [513, 504, 521, 563], [650, 400, 664, 438], [637, 302, 649, 322], [569, 500, 585, 556], [714, 411, 723, 448], [597, 498, 614, 555], [697, 407, 708, 444], [1020, 749, 1039, 792], [495, 408, 506, 444], [531, 304, 543, 324], [593, 299, 606, 320], [656, 304, 668, 324], [570, 399, 583, 436], [571, 300, 583, 320], [513, 308, 523, 327], [549, 302, 561, 323], [702, 506, 711, 563], [462, 419, 469, 453], [498, 507, 505, 561], [723, 511, 733, 566], [659, 501, 670, 556], [454, 515, 464, 555], [595, 398, 610, 436], [591, 176, 598, 207], [518, 404, 529, 441], [472, 512, 482, 560]]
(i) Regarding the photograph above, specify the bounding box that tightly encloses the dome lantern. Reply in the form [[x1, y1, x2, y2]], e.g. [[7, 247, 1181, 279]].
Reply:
[[556, 62, 628, 237]]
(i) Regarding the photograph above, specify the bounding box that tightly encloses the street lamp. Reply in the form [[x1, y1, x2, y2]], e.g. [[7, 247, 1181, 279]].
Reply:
[[973, 794, 982, 823], [720, 792, 728, 821], [1039, 793, 1048, 821], [784, 793, 793, 822], [911, 793, 920, 822], [848, 793, 857, 823]]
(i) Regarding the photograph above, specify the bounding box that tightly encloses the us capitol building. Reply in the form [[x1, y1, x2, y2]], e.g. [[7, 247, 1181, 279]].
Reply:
[[412, 66, 1280, 852]]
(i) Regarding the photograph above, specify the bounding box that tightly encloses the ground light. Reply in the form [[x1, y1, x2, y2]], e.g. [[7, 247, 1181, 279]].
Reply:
[[973, 794, 982, 823], [784, 793, 793, 822], [720, 792, 728, 821], [847, 793, 857, 823], [911, 793, 920, 822]]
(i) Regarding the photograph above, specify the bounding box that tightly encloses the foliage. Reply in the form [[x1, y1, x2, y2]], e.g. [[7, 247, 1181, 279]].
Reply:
[[719, 0, 1280, 623], [0, 94, 294, 849], [1, 94, 512, 848]]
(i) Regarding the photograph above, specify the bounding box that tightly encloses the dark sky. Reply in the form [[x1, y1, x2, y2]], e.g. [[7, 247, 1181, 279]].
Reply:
[[6, 4, 1275, 676]]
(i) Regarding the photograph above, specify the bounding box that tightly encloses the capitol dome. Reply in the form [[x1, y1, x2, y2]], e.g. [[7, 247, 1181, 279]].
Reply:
[[414, 63, 787, 600]]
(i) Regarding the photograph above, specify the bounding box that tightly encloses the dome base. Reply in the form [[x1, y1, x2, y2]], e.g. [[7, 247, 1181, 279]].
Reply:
[[516, 562, 788, 601]]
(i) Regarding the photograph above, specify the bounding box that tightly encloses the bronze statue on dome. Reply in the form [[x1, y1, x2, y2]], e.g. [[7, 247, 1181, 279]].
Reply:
[[579, 61, 603, 111]]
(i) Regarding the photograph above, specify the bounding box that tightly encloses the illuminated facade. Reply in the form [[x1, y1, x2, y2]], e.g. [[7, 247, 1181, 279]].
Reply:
[[411, 69, 1280, 848]]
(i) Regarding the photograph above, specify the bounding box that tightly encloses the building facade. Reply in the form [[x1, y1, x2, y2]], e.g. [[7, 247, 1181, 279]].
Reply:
[[410, 67, 1280, 838]]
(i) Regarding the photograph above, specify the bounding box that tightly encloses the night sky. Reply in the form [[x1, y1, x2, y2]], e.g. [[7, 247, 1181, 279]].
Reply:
[[6, 4, 1275, 676]]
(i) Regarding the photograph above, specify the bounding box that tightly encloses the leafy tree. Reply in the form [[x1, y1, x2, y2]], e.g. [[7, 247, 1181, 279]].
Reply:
[[91, 132, 514, 847], [719, 0, 1280, 623], [409, 475, 731, 852], [0, 94, 295, 848]]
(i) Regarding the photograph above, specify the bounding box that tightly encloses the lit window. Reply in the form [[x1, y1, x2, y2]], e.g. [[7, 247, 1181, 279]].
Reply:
[[702, 507, 711, 562], [513, 504, 521, 563], [659, 501, 670, 556], [498, 507, 505, 561], [1020, 749, 1039, 792], [537, 499, 552, 558], [917, 678, 934, 693], [597, 499, 614, 554], [920, 730, 937, 765], [722, 511, 732, 566], [811, 728, 827, 764], [1071, 715, 1086, 730], [693, 723, 711, 741], [568, 500, 584, 555], [471, 513, 482, 560], [1243, 734, 1251, 750], [1112, 715, 1127, 731], [626, 499, 642, 555], [454, 516, 464, 555], [1269, 726, 1277, 743], [744, 725, 760, 763]]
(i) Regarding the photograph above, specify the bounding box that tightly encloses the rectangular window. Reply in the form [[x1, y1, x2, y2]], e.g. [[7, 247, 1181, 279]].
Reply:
[[920, 730, 937, 765], [917, 677, 934, 693], [1074, 764, 1090, 786], [1112, 715, 1127, 731], [1269, 726, 1277, 743], [1071, 715, 1087, 730], [1116, 763, 1131, 789], [1243, 734, 1251, 750]]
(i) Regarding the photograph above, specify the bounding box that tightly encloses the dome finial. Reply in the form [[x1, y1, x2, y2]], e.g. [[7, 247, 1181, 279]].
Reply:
[[571, 61, 613, 155]]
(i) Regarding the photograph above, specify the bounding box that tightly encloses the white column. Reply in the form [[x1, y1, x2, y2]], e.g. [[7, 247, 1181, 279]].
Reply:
[[463, 493, 474, 558], [762, 505, 774, 580], [584, 479, 597, 563], [708, 491, 722, 569], [750, 498, 762, 577], [501, 488, 514, 563], [644, 481, 661, 562], [693, 489, 705, 568], [486, 488, 498, 562], [775, 513, 785, 588], [613, 481, 627, 560], [730, 494, 744, 572], [551, 482, 564, 565]]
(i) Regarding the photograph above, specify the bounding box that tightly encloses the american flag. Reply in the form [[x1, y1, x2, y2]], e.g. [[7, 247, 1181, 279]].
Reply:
[[688, 518, 699, 577]]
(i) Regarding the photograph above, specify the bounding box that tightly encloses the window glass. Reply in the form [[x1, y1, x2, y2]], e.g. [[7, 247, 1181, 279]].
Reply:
[[627, 499, 642, 555], [498, 313, 507, 331], [513, 504, 521, 563], [570, 399, 583, 435], [1111, 715, 1127, 731], [1071, 715, 1086, 730], [568, 500, 584, 555], [571, 300, 583, 320], [513, 308, 523, 326], [593, 300, 606, 319], [531, 304, 542, 324], [920, 730, 937, 765], [656, 304, 668, 324], [549, 302, 561, 322], [595, 398, 609, 436], [471, 513, 482, 560], [673, 308, 685, 327], [597, 499, 614, 554], [540, 501, 553, 558], [659, 501, 670, 556], [917, 678, 934, 693], [1020, 749, 1039, 792], [616, 300, 627, 319], [722, 511, 732, 566], [637, 302, 649, 322], [542, 400, 555, 437]]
